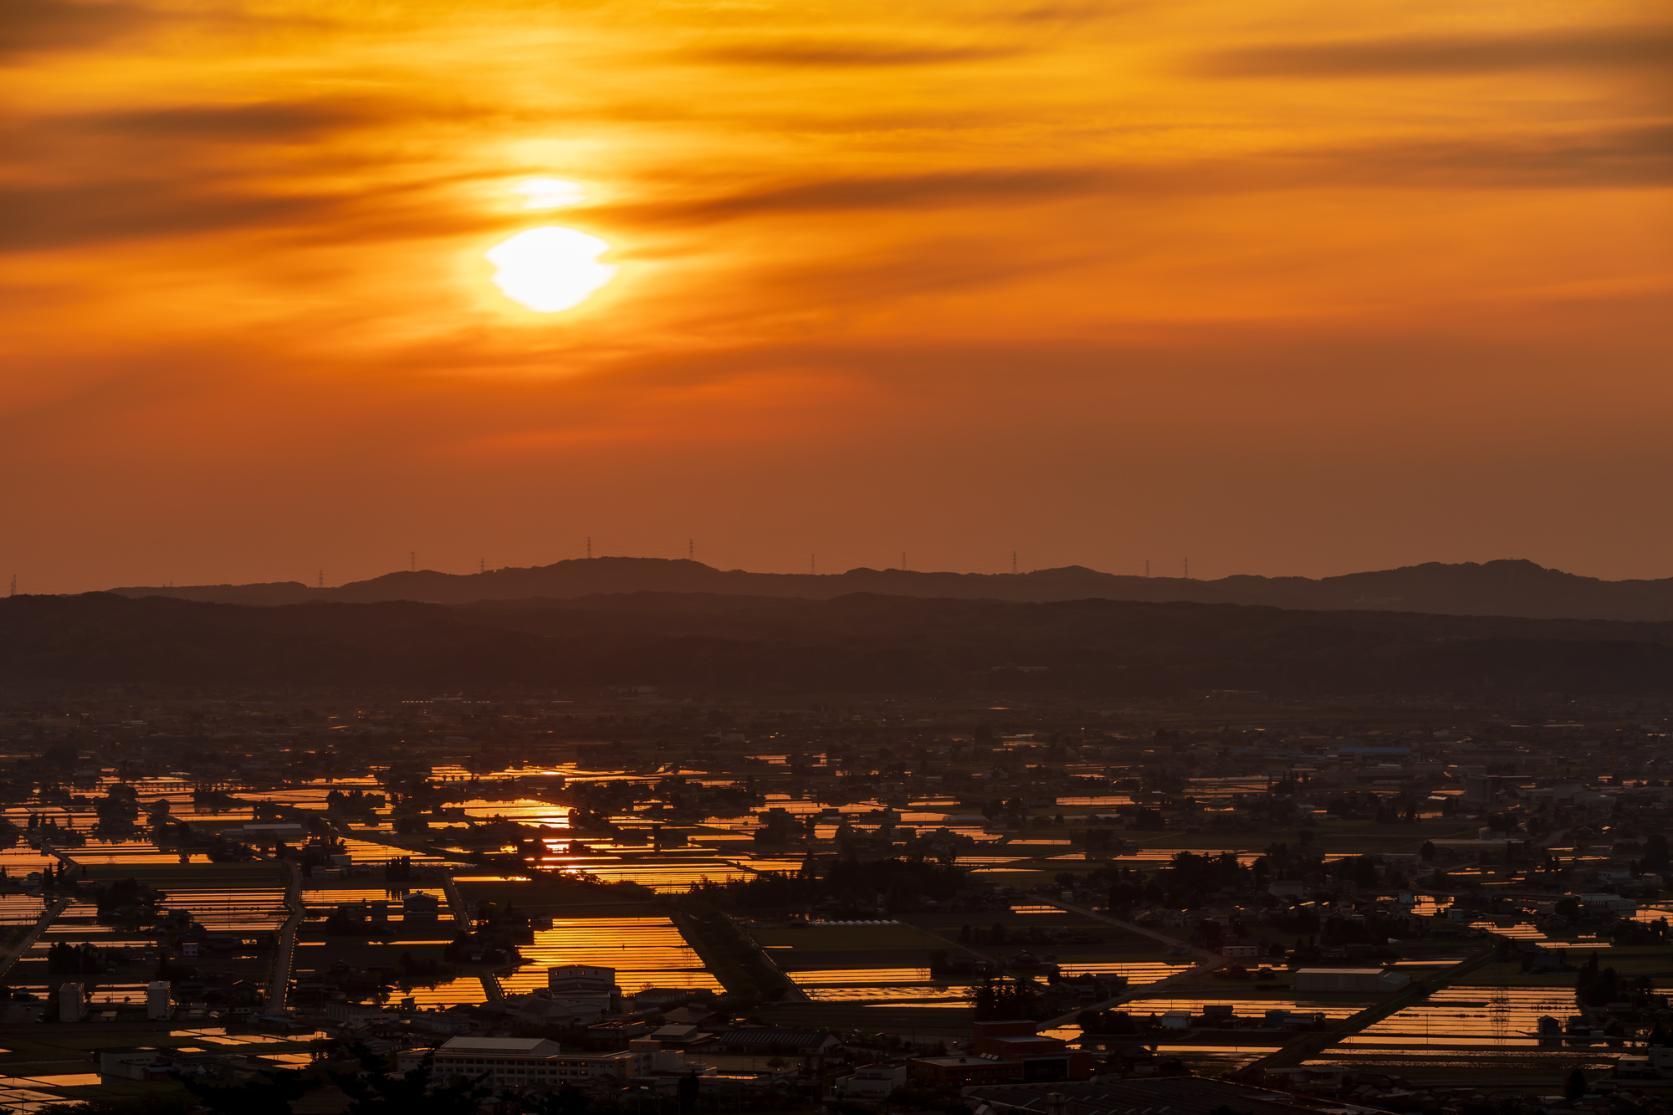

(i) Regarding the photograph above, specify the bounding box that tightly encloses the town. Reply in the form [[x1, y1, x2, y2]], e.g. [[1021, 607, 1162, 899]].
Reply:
[[0, 690, 1668, 1113]]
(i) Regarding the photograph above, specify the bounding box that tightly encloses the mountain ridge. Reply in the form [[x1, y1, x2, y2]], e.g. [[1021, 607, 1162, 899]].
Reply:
[[102, 556, 1673, 623]]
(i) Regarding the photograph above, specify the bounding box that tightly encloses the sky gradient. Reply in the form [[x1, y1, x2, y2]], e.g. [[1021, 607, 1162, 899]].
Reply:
[[4, 0, 1671, 592]]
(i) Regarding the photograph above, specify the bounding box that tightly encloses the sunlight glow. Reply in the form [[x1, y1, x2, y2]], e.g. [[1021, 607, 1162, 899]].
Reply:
[[512, 176, 586, 211], [485, 227, 616, 313]]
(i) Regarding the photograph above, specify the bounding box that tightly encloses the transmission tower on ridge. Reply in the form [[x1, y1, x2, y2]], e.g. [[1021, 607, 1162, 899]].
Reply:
[[1011, 550, 1018, 575]]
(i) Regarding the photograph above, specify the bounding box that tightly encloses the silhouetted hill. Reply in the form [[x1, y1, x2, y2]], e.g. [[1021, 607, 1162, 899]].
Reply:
[[10, 590, 1673, 699], [107, 557, 1673, 623]]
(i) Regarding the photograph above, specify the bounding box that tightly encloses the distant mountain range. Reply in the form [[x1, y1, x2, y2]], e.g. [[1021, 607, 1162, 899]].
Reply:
[[5, 590, 1673, 698], [107, 556, 1673, 623]]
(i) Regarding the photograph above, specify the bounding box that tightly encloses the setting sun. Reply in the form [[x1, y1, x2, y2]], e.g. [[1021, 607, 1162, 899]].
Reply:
[[485, 227, 616, 314]]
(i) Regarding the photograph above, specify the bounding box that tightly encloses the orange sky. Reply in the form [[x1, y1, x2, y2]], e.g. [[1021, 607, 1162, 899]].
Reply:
[[3, 0, 1671, 592]]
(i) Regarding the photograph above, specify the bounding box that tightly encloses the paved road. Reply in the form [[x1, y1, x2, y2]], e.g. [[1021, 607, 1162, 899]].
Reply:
[[1244, 944, 1498, 1071], [266, 861, 303, 1012], [443, 875, 503, 1003], [0, 896, 68, 983], [1037, 901, 1225, 1030]]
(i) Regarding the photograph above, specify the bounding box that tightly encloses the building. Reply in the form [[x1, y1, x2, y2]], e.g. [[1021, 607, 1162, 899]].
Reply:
[[418, 1036, 641, 1090], [402, 892, 441, 928], [59, 982, 87, 1023], [689, 1027, 840, 1074], [909, 1054, 1024, 1088], [1293, 968, 1409, 994], [967, 1021, 1094, 1082], [146, 981, 171, 1021], [832, 1063, 907, 1101], [546, 964, 622, 1014]]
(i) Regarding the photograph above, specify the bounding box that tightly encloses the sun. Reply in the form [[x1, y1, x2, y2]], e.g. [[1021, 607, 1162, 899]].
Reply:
[[485, 227, 615, 313]]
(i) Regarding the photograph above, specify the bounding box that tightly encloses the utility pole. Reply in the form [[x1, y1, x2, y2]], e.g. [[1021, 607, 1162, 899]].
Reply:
[[1144, 559, 1150, 578], [7, 574, 14, 597], [810, 554, 816, 575], [900, 551, 907, 570], [586, 536, 592, 560], [317, 570, 324, 590], [688, 538, 694, 561], [479, 557, 485, 574], [1011, 551, 1018, 575], [409, 551, 415, 573], [1183, 557, 1190, 579]]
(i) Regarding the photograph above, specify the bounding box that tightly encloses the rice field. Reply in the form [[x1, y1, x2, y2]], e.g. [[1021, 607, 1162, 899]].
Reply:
[[502, 916, 721, 994]]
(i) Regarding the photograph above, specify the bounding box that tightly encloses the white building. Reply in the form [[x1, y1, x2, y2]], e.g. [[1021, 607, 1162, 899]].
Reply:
[[544, 964, 621, 1017], [832, 1063, 907, 1101], [59, 982, 87, 1022], [416, 1036, 642, 1091], [146, 981, 171, 1021]]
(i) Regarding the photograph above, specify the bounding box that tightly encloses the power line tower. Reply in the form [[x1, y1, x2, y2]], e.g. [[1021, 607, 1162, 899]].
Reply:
[[1183, 557, 1190, 579], [479, 557, 485, 574], [1011, 550, 1018, 575], [409, 551, 416, 573], [1489, 985, 1510, 1047], [1144, 559, 1150, 578], [586, 536, 593, 559], [317, 570, 324, 589], [688, 538, 694, 561], [900, 551, 907, 570], [810, 554, 816, 575], [7, 574, 14, 597]]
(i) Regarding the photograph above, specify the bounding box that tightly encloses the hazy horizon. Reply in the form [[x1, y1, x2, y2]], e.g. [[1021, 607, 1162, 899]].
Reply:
[[19, 550, 1673, 599]]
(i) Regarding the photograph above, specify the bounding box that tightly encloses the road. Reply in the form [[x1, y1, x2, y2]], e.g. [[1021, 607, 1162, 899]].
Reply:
[[443, 874, 503, 1003], [1243, 944, 1499, 1071], [1037, 900, 1225, 1030], [266, 860, 303, 1012], [0, 896, 68, 983]]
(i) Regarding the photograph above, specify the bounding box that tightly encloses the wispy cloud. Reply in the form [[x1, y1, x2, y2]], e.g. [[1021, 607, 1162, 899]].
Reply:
[[676, 38, 1027, 68], [0, 0, 158, 59], [1197, 23, 1673, 77]]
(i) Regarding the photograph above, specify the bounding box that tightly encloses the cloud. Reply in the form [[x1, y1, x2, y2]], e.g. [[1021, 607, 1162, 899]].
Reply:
[[0, 180, 351, 253], [1197, 24, 1673, 78], [0, 0, 315, 61], [55, 99, 388, 141], [1280, 124, 1673, 191], [0, 0, 157, 59], [583, 165, 1114, 227], [676, 38, 1026, 68], [5, 122, 1668, 257]]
